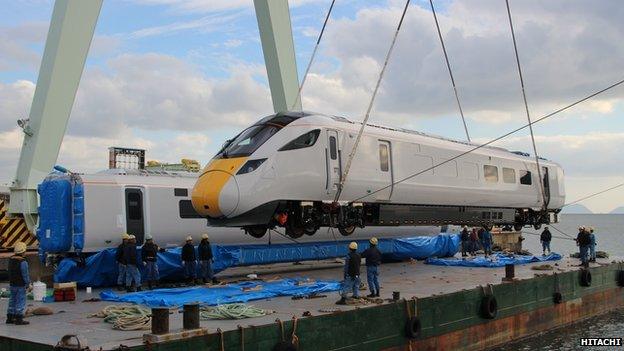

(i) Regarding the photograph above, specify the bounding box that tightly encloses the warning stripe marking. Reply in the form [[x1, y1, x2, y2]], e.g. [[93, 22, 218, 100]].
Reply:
[[0, 199, 38, 249]]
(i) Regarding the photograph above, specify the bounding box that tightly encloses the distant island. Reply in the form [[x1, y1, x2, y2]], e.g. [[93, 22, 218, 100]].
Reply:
[[610, 206, 624, 214], [561, 204, 593, 214]]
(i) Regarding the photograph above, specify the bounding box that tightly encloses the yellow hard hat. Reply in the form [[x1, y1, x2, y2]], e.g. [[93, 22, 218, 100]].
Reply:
[[348, 242, 358, 250], [14, 242, 27, 254], [369, 237, 378, 245], [128, 235, 136, 240], [122, 233, 130, 240], [186, 235, 193, 241], [201, 233, 209, 240]]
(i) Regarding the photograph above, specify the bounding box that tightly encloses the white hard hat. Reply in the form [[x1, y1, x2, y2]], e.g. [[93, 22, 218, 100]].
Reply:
[[201, 233, 209, 240], [348, 242, 358, 250], [122, 233, 130, 240], [186, 235, 193, 241], [145, 235, 153, 240], [14, 242, 27, 254], [369, 237, 378, 245], [128, 235, 136, 240]]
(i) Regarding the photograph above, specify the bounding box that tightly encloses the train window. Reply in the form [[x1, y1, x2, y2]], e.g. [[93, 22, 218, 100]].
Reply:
[[127, 192, 142, 220], [174, 188, 188, 197], [503, 168, 516, 184], [379, 144, 389, 172], [483, 165, 498, 183], [279, 129, 321, 151], [329, 136, 337, 160], [179, 200, 203, 219], [217, 124, 280, 158], [520, 170, 532, 185]]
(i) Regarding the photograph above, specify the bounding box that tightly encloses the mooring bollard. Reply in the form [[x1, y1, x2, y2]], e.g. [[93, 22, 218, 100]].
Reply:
[[183, 303, 200, 330], [504, 264, 515, 281], [151, 307, 170, 335], [392, 291, 401, 301]]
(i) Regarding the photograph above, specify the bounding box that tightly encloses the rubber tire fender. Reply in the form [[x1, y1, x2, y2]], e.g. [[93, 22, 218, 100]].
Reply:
[[552, 292, 563, 304], [580, 269, 592, 287], [480, 295, 498, 319], [404, 316, 421, 339], [273, 341, 297, 351], [617, 270, 624, 287]]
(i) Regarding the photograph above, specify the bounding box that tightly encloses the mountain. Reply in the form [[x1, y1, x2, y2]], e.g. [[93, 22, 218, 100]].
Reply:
[[609, 206, 624, 214], [561, 204, 593, 214]]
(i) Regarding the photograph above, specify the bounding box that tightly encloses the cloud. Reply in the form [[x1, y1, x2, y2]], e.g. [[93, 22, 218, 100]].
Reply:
[[299, 0, 624, 124], [132, 0, 325, 14], [130, 13, 241, 38], [0, 80, 36, 131], [0, 21, 48, 71], [58, 53, 272, 137]]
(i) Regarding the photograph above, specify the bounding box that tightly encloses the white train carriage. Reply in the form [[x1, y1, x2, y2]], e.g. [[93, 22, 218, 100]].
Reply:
[[36, 168, 438, 253], [191, 112, 564, 238]]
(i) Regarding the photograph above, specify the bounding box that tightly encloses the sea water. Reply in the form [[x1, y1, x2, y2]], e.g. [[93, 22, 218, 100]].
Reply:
[[501, 214, 624, 351]]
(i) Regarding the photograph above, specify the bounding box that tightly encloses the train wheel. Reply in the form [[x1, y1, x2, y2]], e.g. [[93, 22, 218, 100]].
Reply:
[[245, 226, 267, 238], [304, 226, 318, 236], [286, 225, 305, 239], [338, 226, 356, 236], [513, 223, 524, 231]]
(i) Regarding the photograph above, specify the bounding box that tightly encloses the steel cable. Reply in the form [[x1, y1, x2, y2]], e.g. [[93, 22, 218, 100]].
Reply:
[[291, 0, 337, 111], [505, 0, 547, 210], [348, 77, 624, 203], [563, 182, 624, 207], [429, 0, 470, 142], [335, 0, 412, 203]]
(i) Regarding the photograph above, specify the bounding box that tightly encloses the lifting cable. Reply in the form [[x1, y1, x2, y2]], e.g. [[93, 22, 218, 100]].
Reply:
[[291, 0, 337, 111], [563, 181, 624, 207], [429, 0, 471, 142], [505, 0, 547, 211], [334, 0, 412, 203], [348, 77, 624, 203]]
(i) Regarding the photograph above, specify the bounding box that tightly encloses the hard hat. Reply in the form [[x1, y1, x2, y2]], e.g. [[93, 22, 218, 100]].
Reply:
[[369, 237, 378, 245], [14, 242, 27, 254], [348, 242, 358, 250], [128, 235, 136, 240], [122, 233, 130, 240], [202, 233, 209, 240], [145, 235, 153, 240], [186, 235, 193, 241], [579, 226, 585, 230]]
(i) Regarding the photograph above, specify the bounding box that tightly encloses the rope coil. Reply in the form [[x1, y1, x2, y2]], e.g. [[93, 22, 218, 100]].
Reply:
[[90, 305, 152, 331]]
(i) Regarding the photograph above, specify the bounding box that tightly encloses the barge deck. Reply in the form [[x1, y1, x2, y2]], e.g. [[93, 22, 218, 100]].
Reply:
[[0, 256, 622, 350]]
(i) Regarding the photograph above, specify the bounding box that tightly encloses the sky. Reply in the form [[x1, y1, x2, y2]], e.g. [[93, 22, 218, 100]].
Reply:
[[0, 0, 622, 213]]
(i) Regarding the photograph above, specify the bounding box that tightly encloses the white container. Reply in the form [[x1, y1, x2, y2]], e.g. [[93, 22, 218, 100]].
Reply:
[[32, 281, 46, 301], [86, 287, 92, 294]]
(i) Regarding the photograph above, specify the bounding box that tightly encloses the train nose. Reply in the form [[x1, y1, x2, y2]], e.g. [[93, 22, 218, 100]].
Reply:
[[192, 169, 240, 218]]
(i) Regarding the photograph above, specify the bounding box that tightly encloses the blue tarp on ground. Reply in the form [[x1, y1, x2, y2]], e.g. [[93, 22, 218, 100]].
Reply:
[[55, 234, 460, 287], [425, 252, 562, 267], [100, 278, 341, 307]]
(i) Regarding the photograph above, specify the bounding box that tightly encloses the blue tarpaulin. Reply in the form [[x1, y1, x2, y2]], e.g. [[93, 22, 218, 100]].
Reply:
[[425, 252, 562, 267], [55, 234, 460, 287], [99, 278, 341, 307]]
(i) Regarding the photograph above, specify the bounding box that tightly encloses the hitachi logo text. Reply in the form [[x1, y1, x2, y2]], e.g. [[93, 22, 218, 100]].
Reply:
[[579, 338, 622, 346]]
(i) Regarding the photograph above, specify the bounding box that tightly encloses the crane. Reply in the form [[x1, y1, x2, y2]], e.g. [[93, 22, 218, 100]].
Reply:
[[8, 0, 300, 232]]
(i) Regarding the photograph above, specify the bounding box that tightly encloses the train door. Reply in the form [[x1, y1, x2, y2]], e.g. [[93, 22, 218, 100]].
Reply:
[[376, 140, 393, 200], [542, 166, 551, 207], [326, 130, 342, 195], [125, 188, 145, 244]]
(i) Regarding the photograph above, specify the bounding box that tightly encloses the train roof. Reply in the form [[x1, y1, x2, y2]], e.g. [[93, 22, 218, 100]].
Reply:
[[289, 111, 557, 165]]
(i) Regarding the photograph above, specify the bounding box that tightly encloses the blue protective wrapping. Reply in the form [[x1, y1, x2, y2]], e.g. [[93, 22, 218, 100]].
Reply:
[[100, 278, 341, 307], [425, 252, 562, 267], [71, 177, 85, 252], [37, 173, 73, 253], [55, 234, 460, 287]]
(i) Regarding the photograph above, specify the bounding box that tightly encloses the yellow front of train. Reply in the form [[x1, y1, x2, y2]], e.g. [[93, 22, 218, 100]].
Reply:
[[191, 157, 247, 218], [191, 114, 300, 220]]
